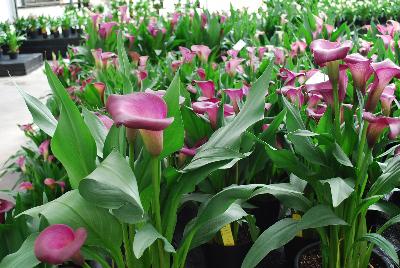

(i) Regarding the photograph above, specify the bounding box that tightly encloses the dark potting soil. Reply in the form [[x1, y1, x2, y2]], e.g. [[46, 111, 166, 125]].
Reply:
[[298, 247, 388, 268]]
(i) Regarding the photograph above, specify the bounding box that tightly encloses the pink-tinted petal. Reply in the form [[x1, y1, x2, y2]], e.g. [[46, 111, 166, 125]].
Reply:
[[344, 53, 373, 94], [179, 46, 195, 63], [39, 140, 50, 159], [278, 68, 306, 86], [95, 113, 114, 129], [192, 101, 219, 129], [310, 39, 352, 65], [0, 199, 14, 213], [19, 181, 33, 191], [224, 104, 235, 117], [106, 93, 174, 131], [98, 22, 117, 39], [16, 156, 26, 172], [195, 80, 215, 99], [380, 84, 396, 116], [225, 58, 244, 76], [34, 224, 87, 265], [191, 45, 211, 63], [197, 68, 206, 80]]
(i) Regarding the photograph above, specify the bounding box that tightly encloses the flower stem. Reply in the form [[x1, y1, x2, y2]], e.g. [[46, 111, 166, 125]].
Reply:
[[327, 61, 341, 141], [151, 157, 165, 267], [123, 223, 135, 268], [129, 142, 135, 171]]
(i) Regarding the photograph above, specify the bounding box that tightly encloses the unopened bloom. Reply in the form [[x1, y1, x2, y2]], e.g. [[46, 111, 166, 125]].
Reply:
[[197, 68, 206, 80], [19, 181, 33, 191], [16, 156, 26, 172], [34, 224, 87, 265]]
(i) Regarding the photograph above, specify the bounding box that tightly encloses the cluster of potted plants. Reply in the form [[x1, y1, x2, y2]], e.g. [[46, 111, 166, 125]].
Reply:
[[1, 0, 400, 267], [0, 25, 25, 60]]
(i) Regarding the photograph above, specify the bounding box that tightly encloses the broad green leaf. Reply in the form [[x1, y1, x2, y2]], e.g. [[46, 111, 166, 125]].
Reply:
[[160, 72, 184, 158], [103, 125, 127, 158], [117, 32, 133, 94], [358, 233, 399, 265], [82, 108, 108, 158], [377, 214, 400, 235], [21, 190, 122, 254], [321, 177, 354, 207], [258, 108, 286, 144], [369, 156, 400, 196], [45, 62, 97, 189], [17, 87, 57, 137], [79, 151, 144, 223], [332, 143, 353, 167], [190, 203, 247, 249], [133, 223, 175, 258], [242, 205, 347, 268], [0, 233, 39, 268]]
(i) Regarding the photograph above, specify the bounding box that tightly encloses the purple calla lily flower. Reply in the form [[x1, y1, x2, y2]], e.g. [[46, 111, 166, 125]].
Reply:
[[278, 68, 306, 86], [90, 13, 101, 28], [34, 224, 87, 265], [19, 123, 34, 133], [278, 86, 305, 107], [363, 112, 400, 147], [224, 88, 244, 113], [106, 93, 174, 156], [191, 45, 211, 63], [119, 5, 128, 22], [92, 82, 105, 103], [227, 49, 239, 58], [197, 68, 206, 80], [19, 181, 33, 191], [343, 53, 373, 94], [258, 47, 267, 60], [305, 66, 348, 106], [380, 84, 396, 116], [192, 101, 219, 129], [310, 39, 352, 66], [194, 80, 215, 99], [224, 104, 235, 117], [366, 59, 400, 112], [171, 12, 180, 28], [98, 22, 117, 39], [44, 178, 65, 192], [16, 156, 26, 172], [171, 60, 183, 72], [39, 140, 50, 160], [273, 48, 285, 65], [225, 58, 244, 77], [125, 33, 135, 47], [290, 41, 307, 58], [0, 199, 14, 224], [179, 46, 195, 63]]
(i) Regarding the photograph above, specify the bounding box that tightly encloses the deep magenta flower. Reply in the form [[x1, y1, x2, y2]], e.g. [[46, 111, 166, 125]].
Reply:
[[195, 80, 215, 99], [225, 58, 244, 77], [278, 86, 305, 107], [16, 156, 26, 172], [106, 93, 174, 156], [278, 68, 306, 86], [290, 41, 307, 58], [363, 112, 400, 147], [366, 59, 400, 112], [310, 39, 352, 66], [343, 53, 373, 94], [179, 46, 195, 63], [39, 140, 50, 160], [19, 181, 33, 191], [192, 101, 219, 129], [305, 66, 348, 106], [380, 84, 396, 116], [191, 45, 211, 63], [98, 22, 117, 39], [34, 224, 87, 265], [197, 68, 206, 80], [224, 88, 244, 113], [0, 199, 14, 224], [224, 104, 235, 117]]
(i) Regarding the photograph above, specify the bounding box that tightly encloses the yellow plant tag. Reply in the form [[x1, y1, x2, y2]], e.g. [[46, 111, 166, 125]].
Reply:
[[220, 224, 235, 246], [292, 213, 303, 237]]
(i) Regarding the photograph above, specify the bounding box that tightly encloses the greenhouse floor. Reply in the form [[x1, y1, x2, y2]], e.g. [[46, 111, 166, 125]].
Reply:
[[0, 65, 50, 166]]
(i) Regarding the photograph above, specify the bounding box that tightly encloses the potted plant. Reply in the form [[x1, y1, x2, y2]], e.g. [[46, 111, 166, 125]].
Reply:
[[27, 16, 39, 39], [50, 18, 60, 38], [61, 16, 71, 38], [38, 16, 48, 39], [6, 28, 25, 60], [0, 32, 6, 60]]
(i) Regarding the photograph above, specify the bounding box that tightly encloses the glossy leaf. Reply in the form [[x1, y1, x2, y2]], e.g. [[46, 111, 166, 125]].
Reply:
[[103, 125, 127, 158], [358, 233, 399, 265], [82, 108, 108, 158], [0, 233, 39, 268], [133, 223, 175, 258], [332, 143, 353, 167], [321, 177, 354, 207]]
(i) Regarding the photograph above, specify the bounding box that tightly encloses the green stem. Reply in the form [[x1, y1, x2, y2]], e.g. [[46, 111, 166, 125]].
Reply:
[[332, 82, 341, 141], [151, 157, 165, 267], [356, 122, 369, 180], [123, 223, 135, 268], [129, 142, 135, 171]]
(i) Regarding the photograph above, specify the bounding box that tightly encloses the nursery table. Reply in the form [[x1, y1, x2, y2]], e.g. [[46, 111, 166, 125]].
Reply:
[[0, 53, 43, 76]]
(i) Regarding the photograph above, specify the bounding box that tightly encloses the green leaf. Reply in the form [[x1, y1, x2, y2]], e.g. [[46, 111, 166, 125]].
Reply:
[[321, 177, 354, 207], [82, 108, 108, 158], [377, 213, 400, 235], [117, 32, 133, 94], [258, 109, 286, 144], [133, 223, 175, 258], [332, 143, 353, 167], [181, 106, 212, 143], [79, 151, 144, 224], [21, 190, 122, 255], [17, 87, 57, 137], [369, 156, 400, 196], [103, 125, 127, 158], [242, 205, 347, 268], [45, 62, 97, 189], [0, 233, 40, 268], [358, 233, 399, 265], [160, 72, 184, 158]]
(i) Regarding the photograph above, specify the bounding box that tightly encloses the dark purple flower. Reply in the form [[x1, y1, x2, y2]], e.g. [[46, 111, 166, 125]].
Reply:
[[363, 112, 400, 147], [34, 224, 87, 265], [0, 199, 14, 224], [343, 53, 373, 94]]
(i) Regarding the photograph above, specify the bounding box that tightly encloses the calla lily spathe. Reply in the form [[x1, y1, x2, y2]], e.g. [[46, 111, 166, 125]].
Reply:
[[310, 39, 352, 66], [363, 112, 400, 147], [343, 53, 373, 94], [106, 92, 174, 156]]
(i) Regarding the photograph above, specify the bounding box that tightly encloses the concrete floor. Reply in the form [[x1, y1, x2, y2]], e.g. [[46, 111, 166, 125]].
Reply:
[[0, 65, 50, 166]]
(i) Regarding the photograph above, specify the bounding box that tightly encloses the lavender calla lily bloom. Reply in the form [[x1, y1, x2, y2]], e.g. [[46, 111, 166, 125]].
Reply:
[[380, 84, 396, 116], [225, 58, 244, 77], [366, 59, 400, 112], [179, 46, 195, 63], [34, 224, 87, 265], [106, 93, 174, 156], [343, 53, 373, 94], [363, 112, 400, 147], [39, 140, 50, 160], [191, 45, 211, 63], [310, 39, 352, 66]]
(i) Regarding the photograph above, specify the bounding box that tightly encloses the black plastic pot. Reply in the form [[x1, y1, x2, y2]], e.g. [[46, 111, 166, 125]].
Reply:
[[62, 29, 70, 38], [202, 242, 251, 268], [42, 32, 48, 39], [9, 51, 19, 60], [77, 28, 83, 35], [52, 31, 60, 38], [71, 27, 77, 34], [0, 49, 3, 60], [29, 30, 38, 39], [285, 236, 318, 262], [294, 242, 391, 268], [248, 194, 281, 231]]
